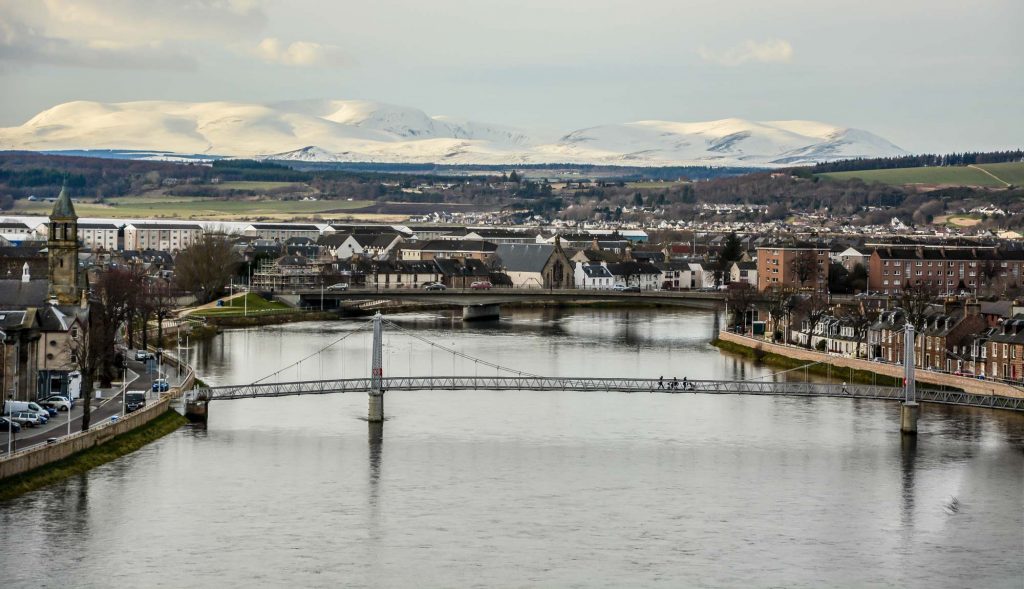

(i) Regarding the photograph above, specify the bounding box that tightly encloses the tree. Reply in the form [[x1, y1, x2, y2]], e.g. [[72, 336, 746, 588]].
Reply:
[[147, 277, 177, 347], [633, 192, 644, 207], [849, 263, 868, 293], [725, 283, 759, 332], [91, 268, 138, 387], [791, 250, 820, 288], [66, 312, 98, 431], [762, 285, 798, 343], [837, 302, 874, 358], [174, 233, 241, 303], [714, 232, 743, 287], [795, 292, 830, 349], [898, 282, 938, 331]]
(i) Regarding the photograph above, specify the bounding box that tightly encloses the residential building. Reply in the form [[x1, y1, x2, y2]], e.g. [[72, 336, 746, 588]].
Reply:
[[494, 242, 574, 289], [78, 222, 121, 251], [124, 222, 203, 253], [245, 223, 322, 242], [756, 244, 830, 292], [730, 261, 758, 287], [400, 240, 498, 262], [606, 261, 662, 290], [574, 263, 615, 289], [868, 246, 1024, 296]]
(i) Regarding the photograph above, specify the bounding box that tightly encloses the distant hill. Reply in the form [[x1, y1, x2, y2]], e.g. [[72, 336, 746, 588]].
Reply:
[[818, 162, 1024, 187], [0, 99, 907, 167]]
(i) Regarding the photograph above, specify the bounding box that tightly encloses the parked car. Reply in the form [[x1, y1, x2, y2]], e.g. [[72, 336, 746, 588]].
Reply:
[[12, 411, 43, 427], [41, 396, 71, 411], [152, 379, 170, 393], [470, 281, 492, 290], [125, 392, 147, 412], [327, 283, 349, 291], [24, 402, 50, 421], [0, 417, 21, 433], [425, 283, 447, 291], [135, 349, 152, 361], [612, 284, 627, 292]]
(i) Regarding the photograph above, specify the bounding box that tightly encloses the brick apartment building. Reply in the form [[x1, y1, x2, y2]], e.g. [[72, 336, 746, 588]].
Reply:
[[868, 246, 1024, 296], [869, 302, 984, 371], [756, 245, 830, 292]]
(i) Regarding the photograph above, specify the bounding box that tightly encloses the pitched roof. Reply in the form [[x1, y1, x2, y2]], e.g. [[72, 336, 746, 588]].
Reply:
[[51, 184, 77, 219], [494, 243, 554, 273], [0, 279, 49, 308]]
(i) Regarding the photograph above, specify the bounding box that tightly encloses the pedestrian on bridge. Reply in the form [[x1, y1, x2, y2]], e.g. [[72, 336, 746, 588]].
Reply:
[[658, 376, 664, 389], [671, 377, 679, 390]]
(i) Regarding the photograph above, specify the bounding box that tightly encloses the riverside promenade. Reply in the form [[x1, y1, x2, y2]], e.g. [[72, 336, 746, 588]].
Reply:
[[0, 350, 196, 481], [717, 330, 1024, 399]]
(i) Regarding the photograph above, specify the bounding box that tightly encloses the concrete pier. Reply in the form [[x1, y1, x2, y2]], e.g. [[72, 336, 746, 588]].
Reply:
[[184, 396, 208, 423], [368, 391, 384, 423], [463, 303, 500, 322], [900, 402, 919, 434]]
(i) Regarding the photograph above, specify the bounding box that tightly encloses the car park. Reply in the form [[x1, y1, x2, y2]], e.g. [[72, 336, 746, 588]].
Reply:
[[470, 281, 492, 290], [41, 396, 72, 411], [152, 379, 170, 392], [327, 283, 349, 291], [425, 283, 447, 291]]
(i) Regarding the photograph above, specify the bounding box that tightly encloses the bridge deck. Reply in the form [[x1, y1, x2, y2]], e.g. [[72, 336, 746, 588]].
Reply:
[[186, 377, 1024, 412]]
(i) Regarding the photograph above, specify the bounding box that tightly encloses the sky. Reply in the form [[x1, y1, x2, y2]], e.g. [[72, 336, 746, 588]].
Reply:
[[0, 0, 1021, 153]]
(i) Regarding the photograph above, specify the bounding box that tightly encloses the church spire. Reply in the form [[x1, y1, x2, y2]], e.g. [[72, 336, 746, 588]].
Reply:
[[52, 182, 77, 219]]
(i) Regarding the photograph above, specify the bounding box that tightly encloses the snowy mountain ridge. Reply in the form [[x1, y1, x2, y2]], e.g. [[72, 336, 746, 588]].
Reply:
[[0, 99, 907, 166]]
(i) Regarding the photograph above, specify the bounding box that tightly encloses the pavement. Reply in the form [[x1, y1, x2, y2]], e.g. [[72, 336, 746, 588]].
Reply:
[[1, 350, 187, 455]]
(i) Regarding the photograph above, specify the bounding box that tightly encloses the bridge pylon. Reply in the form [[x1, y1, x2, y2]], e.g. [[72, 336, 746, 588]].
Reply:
[[368, 311, 385, 422], [901, 324, 919, 434]]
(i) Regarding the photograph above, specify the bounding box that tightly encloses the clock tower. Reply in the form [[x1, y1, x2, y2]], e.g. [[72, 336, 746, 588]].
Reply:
[[48, 184, 80, 304]]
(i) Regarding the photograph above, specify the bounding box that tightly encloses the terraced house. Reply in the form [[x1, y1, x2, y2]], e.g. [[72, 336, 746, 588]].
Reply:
[[868, 246, 1024, 296]]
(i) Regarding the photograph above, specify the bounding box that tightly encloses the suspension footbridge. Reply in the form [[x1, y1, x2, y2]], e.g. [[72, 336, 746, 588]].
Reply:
[[183, 313, 1024, 429]]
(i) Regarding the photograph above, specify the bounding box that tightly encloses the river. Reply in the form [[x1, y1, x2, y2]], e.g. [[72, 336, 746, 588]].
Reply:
[[2, 307, 1022, 588]]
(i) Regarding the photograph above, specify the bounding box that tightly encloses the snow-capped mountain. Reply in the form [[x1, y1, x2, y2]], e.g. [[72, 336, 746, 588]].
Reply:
[[0, 99, 907, 166]]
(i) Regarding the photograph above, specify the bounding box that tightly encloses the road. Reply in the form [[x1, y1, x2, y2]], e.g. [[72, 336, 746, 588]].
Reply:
[[1, 352, 186, 455]]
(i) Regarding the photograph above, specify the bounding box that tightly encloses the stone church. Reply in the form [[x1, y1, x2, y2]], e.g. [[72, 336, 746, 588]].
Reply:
[[0, 185, 89, 401]]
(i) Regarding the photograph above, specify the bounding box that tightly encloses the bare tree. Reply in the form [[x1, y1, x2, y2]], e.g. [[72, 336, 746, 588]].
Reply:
[[91, 268, 138, 388], [174, 233, 241, 304], [795, 292, 831, 349], [148, 278, 177, 346], [837, 301, 875, 358], [898, 282, 938, 331], [761, 285, 798, 342], [725, 283, 759, 332], [66, 312, 99, 431], [791, 250, 820, 288]]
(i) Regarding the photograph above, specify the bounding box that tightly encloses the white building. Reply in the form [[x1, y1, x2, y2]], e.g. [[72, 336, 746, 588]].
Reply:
[[245, 223, 323, 242], [124, 223, 204, 252], [77, 222, 120, 251], [574, 262, 615, 289], [729, 261, 758, 287], [832, 247, 868, 271], [0, 221, 35, 243], [687, 262, 715, 289]]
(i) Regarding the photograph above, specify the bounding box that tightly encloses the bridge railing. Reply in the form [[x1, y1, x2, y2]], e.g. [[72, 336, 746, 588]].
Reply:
[[182, 376, 1024, 411]]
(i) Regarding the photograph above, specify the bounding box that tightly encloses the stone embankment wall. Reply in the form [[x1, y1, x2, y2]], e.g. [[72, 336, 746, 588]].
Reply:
[[717, 331, 1024, 399], [0, 351, 196, 481]]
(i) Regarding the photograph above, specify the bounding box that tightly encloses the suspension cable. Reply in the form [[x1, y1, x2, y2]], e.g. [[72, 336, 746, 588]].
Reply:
[[247, 319, 374, 387], [383, 319, 540, 377]]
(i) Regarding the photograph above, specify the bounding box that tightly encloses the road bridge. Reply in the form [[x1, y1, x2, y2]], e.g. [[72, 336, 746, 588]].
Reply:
[[182, 313, 1024, 434], [286, 287, 725, 312]]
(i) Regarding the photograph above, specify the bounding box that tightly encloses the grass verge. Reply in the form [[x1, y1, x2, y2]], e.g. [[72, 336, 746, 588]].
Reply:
[[0, 409, 188, 502], [712, 338, 901, 386]]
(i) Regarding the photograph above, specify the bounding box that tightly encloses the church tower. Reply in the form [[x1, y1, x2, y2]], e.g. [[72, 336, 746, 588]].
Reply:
[[48, 184, 80, 304]]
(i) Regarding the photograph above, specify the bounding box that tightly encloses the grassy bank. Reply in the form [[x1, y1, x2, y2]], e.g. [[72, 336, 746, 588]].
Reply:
[[713, 338, 901, 387], [0, 410, 188, 502]]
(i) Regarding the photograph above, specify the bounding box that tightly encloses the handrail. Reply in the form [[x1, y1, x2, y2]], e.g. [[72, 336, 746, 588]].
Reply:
[[183, 376, 1024, 412]]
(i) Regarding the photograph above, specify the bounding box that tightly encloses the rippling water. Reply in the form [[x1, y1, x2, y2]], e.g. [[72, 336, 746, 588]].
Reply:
[[2, 308, 1022, 588]]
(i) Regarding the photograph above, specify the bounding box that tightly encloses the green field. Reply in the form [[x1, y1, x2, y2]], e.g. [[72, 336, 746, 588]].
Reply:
[[818, 164, 1021, 187], [975, 162, 1024, 186], [11, 196, 375, 220], [217, 181, 304, 191], [190, 294, 298, 318]]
